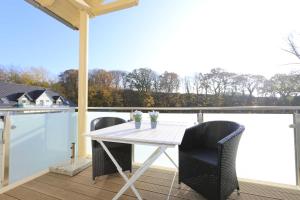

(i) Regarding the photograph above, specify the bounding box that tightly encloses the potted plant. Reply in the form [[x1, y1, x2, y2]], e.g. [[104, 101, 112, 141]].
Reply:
[[149, 111, 159, 129], [133, 110, 143, 129]]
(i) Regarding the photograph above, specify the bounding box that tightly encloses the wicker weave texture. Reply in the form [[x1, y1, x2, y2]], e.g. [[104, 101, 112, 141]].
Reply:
[[179, 121, 245, 200], [90, 117, 132, 180]]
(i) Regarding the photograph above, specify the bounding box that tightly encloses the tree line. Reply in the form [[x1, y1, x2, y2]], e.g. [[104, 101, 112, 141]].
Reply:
[[1, 65, 300, 107]]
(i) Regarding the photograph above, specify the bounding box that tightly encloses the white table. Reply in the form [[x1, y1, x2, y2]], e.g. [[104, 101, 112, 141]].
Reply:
[[87, 121, 191, 200]]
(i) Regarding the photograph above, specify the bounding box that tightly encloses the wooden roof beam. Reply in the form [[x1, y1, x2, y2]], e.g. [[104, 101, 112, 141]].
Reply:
[[90, 0, 138, 16], [67, 0, 90, 11], [36, 0, 55, 7], [25, 0, 79, 30]]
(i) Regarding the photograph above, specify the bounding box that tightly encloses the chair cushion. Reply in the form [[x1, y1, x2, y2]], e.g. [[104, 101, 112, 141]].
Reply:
[[181, 148, 219, 166]]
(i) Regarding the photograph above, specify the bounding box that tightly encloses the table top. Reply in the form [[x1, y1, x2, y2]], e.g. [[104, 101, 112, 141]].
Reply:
[[87, 121, 193, 146]]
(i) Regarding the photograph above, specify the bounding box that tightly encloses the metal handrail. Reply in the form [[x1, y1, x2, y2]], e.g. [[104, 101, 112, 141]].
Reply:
[[85, 106, 300, 113], [1, 105, 300, 113], [0, 107, 74, 113]]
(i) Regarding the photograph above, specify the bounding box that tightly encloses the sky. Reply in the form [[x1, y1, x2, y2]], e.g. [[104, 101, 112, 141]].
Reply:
[[1, 0, 300, 78]]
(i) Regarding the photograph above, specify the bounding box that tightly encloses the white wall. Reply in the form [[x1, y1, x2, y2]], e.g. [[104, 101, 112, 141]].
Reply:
[[56, 98, 63, 105], [35, 93, 53, 106], [17, 95, 31, 106]]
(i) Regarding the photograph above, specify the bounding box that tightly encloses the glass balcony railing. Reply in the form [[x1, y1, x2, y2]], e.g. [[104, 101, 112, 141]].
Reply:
[[0, 107, 77, 187], [0, 106, 299, 189], [85, 107, 300, 186]]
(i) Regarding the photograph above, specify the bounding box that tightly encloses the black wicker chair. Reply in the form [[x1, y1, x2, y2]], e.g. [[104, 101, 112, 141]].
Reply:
[[179, 121, 245, 200], [91, 117, 132, 180]]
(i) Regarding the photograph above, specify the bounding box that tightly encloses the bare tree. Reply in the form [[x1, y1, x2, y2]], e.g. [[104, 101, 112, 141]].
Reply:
[[270, 73, 295, 98], [193, 73, 201, 96], [89, 69, 113, 88], [152, 74, 160, 93], [244, 74, 266, 97], [126, 68, 156, 93], [183, 76, 192, 94], [208, 68, 232, 96], [0, 65, 8, 82], [283, 34, 300, 60], [58, 69, 78, 103], [230, 74, 247, 96], [194, 73, 211, 97], [159, 71, 180, 93], [110, 70, 127, 89]]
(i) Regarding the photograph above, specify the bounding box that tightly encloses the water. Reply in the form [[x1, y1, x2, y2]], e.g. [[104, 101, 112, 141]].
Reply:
[[87, 111, 296, 185]]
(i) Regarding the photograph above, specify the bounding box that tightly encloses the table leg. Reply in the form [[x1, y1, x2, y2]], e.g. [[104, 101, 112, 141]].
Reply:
[[112, 145, 167, 200], [98, 140, 143, 200], [164, 151, 178, 169]]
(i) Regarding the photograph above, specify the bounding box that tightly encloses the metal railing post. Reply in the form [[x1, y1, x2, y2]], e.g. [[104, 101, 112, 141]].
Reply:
[[197, 112, 203, 123], [130, 110, 135, 163], [130, 110, 134, 121], [1, 113, 11, 187], [293, 113, 300, 186]]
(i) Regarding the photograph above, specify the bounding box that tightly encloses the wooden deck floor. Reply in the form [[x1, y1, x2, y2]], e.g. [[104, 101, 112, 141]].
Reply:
[[1, 166, 300, 200]]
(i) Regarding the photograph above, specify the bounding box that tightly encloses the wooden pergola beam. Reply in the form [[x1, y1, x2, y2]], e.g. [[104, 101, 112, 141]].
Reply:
[[67, 0, 90, 11], [91, 0, 139, 16], [26, 0, 138, 29]]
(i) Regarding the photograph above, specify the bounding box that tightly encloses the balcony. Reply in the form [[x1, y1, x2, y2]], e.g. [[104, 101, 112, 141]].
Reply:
[[3, 0, 300, 199], [0, 106, 300, 199]]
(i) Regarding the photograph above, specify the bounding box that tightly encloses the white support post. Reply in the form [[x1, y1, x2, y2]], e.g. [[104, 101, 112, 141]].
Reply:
[[78, 10, 89, 157]]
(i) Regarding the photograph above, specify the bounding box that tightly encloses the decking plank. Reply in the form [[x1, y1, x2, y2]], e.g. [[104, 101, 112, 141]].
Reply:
[[35, 174, 134, 200], [22, 180, 98, 200], [2, 166, 300, 200], [46, 173, 184, 200], [0, 194, 18, 200], [237, 182, 300, 200], [81, 166, 176, 180], [5, 186, 60, 200]]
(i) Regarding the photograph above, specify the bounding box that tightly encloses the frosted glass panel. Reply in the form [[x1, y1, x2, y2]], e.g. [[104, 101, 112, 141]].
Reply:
[[204, 114, 295, 185], [9, 111, 76, 184]]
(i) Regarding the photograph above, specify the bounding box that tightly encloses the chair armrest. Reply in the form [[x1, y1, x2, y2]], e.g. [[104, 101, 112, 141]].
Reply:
[[179, 123, 206, 151], [217, 125, 244, 193], [217, 125, 245, 146]]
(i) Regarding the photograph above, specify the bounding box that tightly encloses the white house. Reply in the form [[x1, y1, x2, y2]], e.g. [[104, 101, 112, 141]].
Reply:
[[17, 93, 32, 106], [0, 82, 73, 108], [34, 91, 53, 106]]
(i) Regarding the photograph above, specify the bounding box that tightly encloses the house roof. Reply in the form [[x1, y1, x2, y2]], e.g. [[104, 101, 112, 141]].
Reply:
[[0, 82, 74, 107], [52, 95, 62, 101], [0, 97, 15, 107], [25, 0, 138, 30], [28, 90, 48, 100]]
